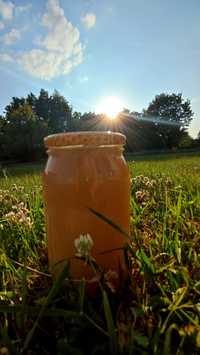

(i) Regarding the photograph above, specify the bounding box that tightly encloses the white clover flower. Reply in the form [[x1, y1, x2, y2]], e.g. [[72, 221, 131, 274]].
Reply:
[[5, 204, 33, 229], [135, 190, 150, 204], [134, 175, 144, 184], [18, 202, 25, 208], [5, 211, 15, 219], [18, 186, 25, 192], [11, 183, 18, 191], [74, 233, 94, 258], [12, 205, 17, 210], [145, 181, 153, 189], [143, 176, 149, 184]]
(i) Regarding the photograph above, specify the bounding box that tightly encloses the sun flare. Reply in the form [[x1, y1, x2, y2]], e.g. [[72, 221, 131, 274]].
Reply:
[[95, 96, 124, 119]]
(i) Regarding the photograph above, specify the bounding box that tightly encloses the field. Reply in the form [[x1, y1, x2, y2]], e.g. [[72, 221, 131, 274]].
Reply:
[[0, 153, 200, 354]]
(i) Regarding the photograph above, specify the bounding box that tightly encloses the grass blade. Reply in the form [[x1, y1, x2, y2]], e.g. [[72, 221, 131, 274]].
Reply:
[[23, 261, 70, 351], [89, 208, 134, 242], [79, 278, 85, 315], [102, 289, 118, 354]]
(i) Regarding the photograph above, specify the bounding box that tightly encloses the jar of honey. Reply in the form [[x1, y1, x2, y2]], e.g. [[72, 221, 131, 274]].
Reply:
[[43, 131, 130, 279]]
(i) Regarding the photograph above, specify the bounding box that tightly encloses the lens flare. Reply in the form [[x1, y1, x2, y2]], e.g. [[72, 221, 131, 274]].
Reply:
[[95, 96, 124, 119]]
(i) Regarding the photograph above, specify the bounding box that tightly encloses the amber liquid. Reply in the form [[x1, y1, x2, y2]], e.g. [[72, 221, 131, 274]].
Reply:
[[43, 146, 130, 279]]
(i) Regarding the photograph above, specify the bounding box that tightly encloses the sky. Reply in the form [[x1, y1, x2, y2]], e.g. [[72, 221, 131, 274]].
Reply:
[[0, 0, 200, 137]]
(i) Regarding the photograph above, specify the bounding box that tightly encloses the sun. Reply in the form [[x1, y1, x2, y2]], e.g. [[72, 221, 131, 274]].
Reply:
[[95, 96, 124, 119]]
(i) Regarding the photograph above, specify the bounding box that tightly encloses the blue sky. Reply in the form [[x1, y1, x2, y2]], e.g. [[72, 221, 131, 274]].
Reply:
[[0, 0, 200, 137]]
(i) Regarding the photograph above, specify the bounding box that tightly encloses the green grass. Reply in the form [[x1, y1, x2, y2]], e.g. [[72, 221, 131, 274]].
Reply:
[[0, 153, 200, 354]]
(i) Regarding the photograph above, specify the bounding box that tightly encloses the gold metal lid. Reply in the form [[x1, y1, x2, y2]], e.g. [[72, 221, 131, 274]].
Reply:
[[44, 131, 126, 148]]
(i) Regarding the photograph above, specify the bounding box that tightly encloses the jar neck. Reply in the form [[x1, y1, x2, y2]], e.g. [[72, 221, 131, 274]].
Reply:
[[47, 144, 124, 155]]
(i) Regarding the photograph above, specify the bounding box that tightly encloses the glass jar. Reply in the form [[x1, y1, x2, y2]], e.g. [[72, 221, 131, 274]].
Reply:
[[43, 131, 130, 279]]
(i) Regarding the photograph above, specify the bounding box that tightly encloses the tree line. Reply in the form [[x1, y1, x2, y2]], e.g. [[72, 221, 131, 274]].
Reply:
[[0, 89, 199, 161]]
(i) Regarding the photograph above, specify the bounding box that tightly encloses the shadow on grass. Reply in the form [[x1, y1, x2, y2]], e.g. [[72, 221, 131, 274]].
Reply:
[[125, 150, 200, 162], [1, 150, 200, 178], [0, 161, 44, 178]]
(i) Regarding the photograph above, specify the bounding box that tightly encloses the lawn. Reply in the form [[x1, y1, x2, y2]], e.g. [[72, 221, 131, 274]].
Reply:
[[0, 153, 200, 354]]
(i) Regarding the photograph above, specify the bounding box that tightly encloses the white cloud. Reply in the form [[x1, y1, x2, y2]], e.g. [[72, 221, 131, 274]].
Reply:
[[19, 49, 74, 80], [19, 0, 84, 80], [16, 3, 32, 14], [0, 1, 31, 30], [40, 0, 80, 54], [0, 20, 4, 29], [0, 0, 14, 20], [0, 52, 13, 62], [81, 13, 96, 29], [2, 28, 21, 45]]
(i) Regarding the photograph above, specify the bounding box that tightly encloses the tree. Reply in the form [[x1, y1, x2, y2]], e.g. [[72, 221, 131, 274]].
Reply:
[[48, 90, 72, 133], [78, 112, 101, 131], [117, 111, 163, 152], [178, 132, 194, 149], [0, 115, 7, 160], [5, 97, 26, 116], [27, 92, 37, 113], [144, 93, 193, 149], [1, 89, 76, 160], [2, 104, 48, 160], [35, 89, 50, 123], [196, 131, 200, 148], [72, 111, 82, 130]]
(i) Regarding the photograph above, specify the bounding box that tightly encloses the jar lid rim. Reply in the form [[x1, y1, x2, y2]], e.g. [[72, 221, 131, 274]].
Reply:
[[44, 131, 126, 147]]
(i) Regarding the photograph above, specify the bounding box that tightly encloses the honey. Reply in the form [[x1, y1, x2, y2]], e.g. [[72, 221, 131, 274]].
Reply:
[[43, 132, 130, 279]]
